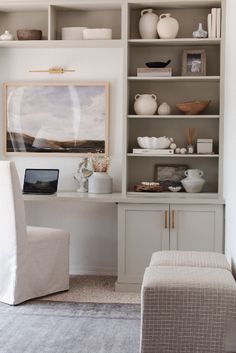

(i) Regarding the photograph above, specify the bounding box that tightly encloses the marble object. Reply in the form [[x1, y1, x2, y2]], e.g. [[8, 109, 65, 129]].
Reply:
[[74, 158, 93, 193]]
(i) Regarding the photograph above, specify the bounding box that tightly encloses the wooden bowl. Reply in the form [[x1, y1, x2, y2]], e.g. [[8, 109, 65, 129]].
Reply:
[[176, 100, 211, 115], [17, 29, 42, 40]]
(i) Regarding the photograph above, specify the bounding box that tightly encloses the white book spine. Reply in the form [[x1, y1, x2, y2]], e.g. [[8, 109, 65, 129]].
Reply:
[[207, 14, 212, 38], [132, 149, 174, 155], [216, 8, 221, 38], [211, 8, 217, 38]]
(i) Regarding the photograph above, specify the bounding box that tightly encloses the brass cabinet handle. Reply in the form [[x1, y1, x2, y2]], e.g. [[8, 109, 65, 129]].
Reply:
[[165, 210, 168, 228], [172, 210, 175, 229]]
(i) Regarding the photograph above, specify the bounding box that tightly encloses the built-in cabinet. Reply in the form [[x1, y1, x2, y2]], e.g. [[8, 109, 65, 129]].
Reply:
[[116, 202, 224, 290]]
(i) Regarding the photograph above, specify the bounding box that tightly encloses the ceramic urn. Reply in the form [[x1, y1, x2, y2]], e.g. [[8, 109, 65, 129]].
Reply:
[[157, 13, 179, 39], [134, 94, 158, 115], [181, 169, 206, 193]]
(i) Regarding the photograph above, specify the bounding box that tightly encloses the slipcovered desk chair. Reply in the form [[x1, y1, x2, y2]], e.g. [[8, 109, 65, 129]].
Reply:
[[0, 161, 70, 305]]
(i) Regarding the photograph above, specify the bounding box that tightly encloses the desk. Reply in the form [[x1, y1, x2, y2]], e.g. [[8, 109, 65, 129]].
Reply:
[[23, 191, 224, 205]]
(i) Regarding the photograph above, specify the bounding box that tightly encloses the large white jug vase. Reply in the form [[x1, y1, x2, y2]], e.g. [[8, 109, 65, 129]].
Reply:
[[139, 9, 159, 39], [157, 13, 179, 39], [181, 169, 205, 193]]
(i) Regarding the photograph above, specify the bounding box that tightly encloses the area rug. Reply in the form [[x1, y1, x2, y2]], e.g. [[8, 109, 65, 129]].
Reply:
[[0, 301, 140, 353], [41, 276, 141, 304]]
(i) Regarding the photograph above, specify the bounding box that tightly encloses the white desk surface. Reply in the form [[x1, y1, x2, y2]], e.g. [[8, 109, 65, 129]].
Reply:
[[23, 191, 225, 205]]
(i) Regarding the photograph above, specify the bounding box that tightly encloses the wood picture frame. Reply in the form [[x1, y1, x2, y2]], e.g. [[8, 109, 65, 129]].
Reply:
[[4, 82, 109, 156], [181, 49, 206, 76], [154, 164, 188, 188]]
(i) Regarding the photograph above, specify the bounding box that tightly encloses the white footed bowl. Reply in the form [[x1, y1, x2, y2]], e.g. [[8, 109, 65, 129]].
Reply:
[[137, 136, 171, 149], [61, 27, 87, 40], [83, 28, 112, 40]]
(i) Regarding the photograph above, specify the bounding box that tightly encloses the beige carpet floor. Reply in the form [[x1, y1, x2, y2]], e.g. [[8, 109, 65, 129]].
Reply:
[[41, 276, 141, 304]]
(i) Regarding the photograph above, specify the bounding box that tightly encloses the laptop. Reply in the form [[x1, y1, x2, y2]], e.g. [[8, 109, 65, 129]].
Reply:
[[23, 169, 59, 195]]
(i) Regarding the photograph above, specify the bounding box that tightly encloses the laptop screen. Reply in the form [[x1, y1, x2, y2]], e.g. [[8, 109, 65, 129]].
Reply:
[[23, 169, 59, 194]]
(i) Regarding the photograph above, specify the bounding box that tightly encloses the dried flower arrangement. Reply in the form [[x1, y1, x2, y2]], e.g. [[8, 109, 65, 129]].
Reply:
[[185, 127, 196, 145], [90, 154, 110, 172]]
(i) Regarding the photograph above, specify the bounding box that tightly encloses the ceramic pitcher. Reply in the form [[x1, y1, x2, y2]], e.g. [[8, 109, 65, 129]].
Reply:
[[139, 9, 158, 39]]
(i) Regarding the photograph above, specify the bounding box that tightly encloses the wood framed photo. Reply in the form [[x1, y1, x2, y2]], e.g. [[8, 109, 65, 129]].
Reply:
[[181, 49, 206, 76], [154, 164, 188, 188], [4, 82, 109, 155]]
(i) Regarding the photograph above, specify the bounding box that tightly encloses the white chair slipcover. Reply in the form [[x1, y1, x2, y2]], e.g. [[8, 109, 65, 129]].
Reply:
[[0, 161, 70, 305]]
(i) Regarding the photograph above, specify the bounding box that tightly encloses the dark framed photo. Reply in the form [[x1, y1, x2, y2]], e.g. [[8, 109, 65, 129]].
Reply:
[[181, 49, 206, 76], [154, 164, 188, 189]]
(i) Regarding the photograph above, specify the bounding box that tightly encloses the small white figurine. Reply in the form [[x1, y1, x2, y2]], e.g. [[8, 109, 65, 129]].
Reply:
[[0, 30, 14, 41], [74, 158, 93, 193]]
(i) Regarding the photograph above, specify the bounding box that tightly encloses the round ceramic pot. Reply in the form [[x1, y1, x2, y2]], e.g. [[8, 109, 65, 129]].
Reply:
[[139, 9, 159, 39], [157, 13, 179, 39], [61, 27, 87, 40], [134, 94, 157, 115], [181, 169, 205, 193], [88, 172, 112, 194], [83, 28, 112, 40]]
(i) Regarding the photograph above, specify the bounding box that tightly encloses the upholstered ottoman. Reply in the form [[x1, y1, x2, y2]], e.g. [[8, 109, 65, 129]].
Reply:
[[140, 265, 236, 353], [150, 250, 231, 270]]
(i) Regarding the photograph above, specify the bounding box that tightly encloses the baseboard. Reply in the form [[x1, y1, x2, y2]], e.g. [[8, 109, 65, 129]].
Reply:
[[70, 265, 117, 276]]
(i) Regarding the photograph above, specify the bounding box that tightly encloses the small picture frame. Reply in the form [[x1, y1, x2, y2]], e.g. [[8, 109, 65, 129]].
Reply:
[[181, 49, 206, 76], [154, 164, 188, 189]]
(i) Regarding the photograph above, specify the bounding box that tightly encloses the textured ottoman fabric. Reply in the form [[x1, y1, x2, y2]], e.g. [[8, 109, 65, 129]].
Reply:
[[140, 266, 236, 353], [150, 251, 231, 271]]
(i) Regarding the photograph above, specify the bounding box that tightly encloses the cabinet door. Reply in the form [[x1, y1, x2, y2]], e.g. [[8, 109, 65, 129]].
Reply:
[[117, 204, 169, 284], [170, 204, 224, 253]]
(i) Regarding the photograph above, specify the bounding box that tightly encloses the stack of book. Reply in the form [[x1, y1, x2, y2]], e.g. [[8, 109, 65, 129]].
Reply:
[[207, 8, 221, 38], [133, 149, 174, 155], [137, 67, 172, 77]]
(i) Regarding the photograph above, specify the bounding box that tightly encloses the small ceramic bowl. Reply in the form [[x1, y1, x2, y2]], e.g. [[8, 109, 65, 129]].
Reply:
[[137, 136, 171, 149], [17, 29, 42, 40], [168, 186, 182, 192]]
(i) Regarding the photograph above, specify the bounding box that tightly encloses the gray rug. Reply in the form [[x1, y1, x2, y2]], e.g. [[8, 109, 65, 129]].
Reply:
[[0, 301, 140, 353]]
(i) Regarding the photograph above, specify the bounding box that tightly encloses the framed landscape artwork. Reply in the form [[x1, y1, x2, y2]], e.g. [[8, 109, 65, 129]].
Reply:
[[4, 82, 109, 155]]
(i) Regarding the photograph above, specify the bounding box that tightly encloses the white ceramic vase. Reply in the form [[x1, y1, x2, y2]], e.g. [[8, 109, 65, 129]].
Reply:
[[139, 9, 159, 39], [181, 169, 205, 193], [0, 30, 14, 41], [88, 172, 112, 194], [134, 94, 157, 115], [158, 102, 171, 115], [157, 13, 179, 39]]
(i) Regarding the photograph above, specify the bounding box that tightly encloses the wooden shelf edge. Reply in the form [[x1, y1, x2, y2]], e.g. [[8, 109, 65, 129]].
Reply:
[[128, 76, 220, 81], [0, 39, 123, 48], [127, 115, 220, 119], [127, 153, 219, 157]]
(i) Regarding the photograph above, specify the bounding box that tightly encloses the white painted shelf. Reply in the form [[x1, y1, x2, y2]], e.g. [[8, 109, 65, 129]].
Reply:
[[127, 153, 219, 157], [128, 115, 220, 119], [128, 38, 221, 46], [128, 76, 220, 82], [0, 40, 123, 49]]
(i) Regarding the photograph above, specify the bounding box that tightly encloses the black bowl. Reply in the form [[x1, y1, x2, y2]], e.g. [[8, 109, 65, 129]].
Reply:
[[145, 59, 171, 68]]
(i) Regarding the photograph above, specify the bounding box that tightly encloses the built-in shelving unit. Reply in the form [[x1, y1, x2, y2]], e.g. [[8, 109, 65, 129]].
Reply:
[[123, 0, 224, 197], [0, 1, 123, 46]]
